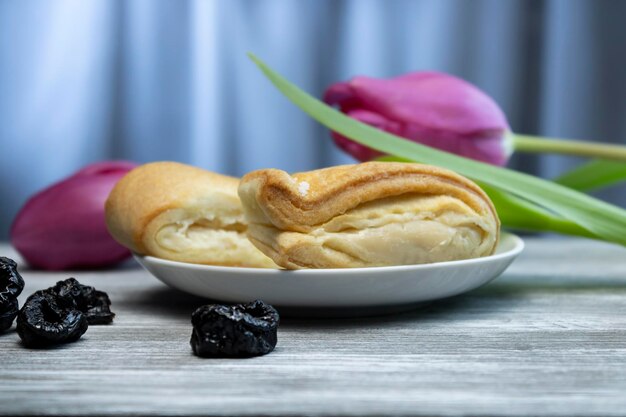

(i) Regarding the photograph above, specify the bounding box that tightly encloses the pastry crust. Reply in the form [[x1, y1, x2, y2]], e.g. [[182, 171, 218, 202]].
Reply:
[[105, 162, 277, 268], [238, 162, 500, 269]]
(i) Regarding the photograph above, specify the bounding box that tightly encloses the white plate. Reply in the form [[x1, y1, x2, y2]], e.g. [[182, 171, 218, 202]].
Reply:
[[134, 233, 524, 313]]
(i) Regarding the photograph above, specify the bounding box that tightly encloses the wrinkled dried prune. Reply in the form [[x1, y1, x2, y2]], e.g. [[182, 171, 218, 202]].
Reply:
[[16, 290, 88, 348], [190, 300, 279, 357], [51, 278, 86, 308], [0, 257, 25, 299], [0, 298, 19, 332], [51, 278, 115, 324], [0, 257, 25, 332], [84, 289, 114, 324]]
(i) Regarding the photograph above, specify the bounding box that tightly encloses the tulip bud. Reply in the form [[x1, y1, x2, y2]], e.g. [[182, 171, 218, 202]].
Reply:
[[10, 161, 138, 270], [324, 71, 512, 166]]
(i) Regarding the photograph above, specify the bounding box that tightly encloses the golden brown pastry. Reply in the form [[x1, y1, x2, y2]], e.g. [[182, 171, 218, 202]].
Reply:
[[105, 162, 277, 268], [238, 162, 499, 269]]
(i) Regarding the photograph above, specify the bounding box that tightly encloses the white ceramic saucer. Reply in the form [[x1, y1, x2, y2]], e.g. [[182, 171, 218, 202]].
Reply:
[[134, 233, 524, 312]]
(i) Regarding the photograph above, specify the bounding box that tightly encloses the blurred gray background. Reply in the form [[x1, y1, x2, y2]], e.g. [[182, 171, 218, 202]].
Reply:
[[1, 0, 625, 238]]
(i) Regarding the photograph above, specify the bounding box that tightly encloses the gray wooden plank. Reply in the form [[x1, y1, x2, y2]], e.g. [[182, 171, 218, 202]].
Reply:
[[0, 239, 625, 416]]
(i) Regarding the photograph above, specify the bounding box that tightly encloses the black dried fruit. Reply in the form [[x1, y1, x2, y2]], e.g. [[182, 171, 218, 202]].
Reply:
[[15, 277, 113, 348], [0, 298, 19, 332], [51, 278, 86, 308], [16, 290, 88, 348], [0, 257, 25, 300], [0, 257, 25, 332], [83, 290, 114, 325], [51, 278, 115, 324], [190, 300, 279, 357]]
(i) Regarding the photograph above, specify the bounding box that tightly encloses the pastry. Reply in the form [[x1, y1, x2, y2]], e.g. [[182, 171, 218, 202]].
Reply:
[[105, 162, 277, 268], [238, 162, 499, 269]]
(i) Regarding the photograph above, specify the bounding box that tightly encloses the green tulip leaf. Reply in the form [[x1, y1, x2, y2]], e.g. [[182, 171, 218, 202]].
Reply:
[[248, 53, 626, 246], [477, 182, 597, 239], [555, 159, 626, 191]]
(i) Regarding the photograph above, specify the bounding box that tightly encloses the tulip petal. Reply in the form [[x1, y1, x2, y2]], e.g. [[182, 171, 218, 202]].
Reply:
[[324, 71, 510, 166], [74, 160, 138, 177], [323, 82, 365, 114], [330, 109, 400, 161], [399, 123, 510, 166], [10, 161, 137, 270], [349, 73, 509, 134]]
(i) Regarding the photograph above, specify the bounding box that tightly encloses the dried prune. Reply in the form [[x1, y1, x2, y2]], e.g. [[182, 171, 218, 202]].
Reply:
[[83, 289, 114, 324], [0, 257, 25, 332], [16, 290, 88, 348], [0, 298, 19, 332], [0, 257, 25, 299], [51, 278, 86, 308], [190, 300, 279, 357], [51, 278, 115, 324]]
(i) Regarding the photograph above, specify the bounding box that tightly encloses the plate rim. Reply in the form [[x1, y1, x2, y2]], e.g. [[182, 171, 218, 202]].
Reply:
[[134, 232, 524, 275]]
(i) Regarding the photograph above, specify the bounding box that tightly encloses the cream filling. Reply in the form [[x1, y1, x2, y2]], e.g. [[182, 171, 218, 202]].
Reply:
[[157, 222, 247, 253], [317, 216, 487, 265], [148, 209, 276, 267], [251, 194, 498, 267]]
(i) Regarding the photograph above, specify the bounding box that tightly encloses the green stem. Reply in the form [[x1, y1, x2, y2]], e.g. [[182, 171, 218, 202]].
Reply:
[[513, 134, 626, 162]]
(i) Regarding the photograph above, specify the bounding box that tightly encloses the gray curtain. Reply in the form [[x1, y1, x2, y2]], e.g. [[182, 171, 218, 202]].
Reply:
[[1, 0, 625, 238]]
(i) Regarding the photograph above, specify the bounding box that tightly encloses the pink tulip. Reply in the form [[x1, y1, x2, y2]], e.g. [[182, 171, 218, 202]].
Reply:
[[10, 161, 138, 270], [324, 71, 512, 166]]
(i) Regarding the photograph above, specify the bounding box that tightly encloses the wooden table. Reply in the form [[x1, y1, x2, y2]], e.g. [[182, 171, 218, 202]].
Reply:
[[1, 238, 625, 416]]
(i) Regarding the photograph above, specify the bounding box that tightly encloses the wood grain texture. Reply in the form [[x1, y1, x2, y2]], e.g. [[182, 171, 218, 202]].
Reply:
[[0, 238, 625, 416]]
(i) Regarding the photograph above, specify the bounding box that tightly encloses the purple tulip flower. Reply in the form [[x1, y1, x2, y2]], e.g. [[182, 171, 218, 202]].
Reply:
[[324, 71, 512, 166], [11, 161, 137, 270]]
